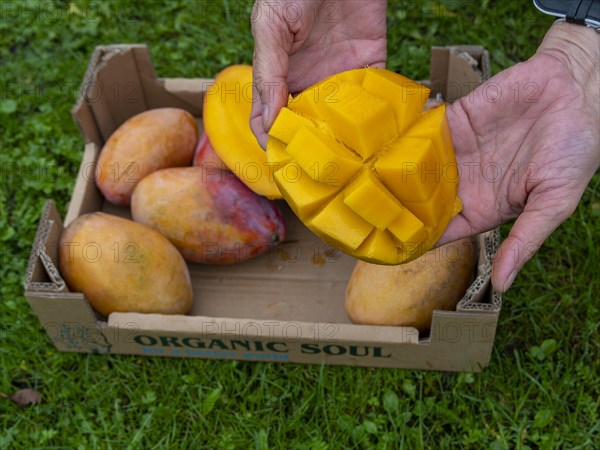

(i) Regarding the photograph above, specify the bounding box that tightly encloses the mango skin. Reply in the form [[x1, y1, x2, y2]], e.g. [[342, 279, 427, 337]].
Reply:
[[59, 212, 193, 317], [131, 167, 286, 264], [96, 108, 198, 206], [193, 132, 229, 171], [345, 238, 475, 332], [203, 65, 282, 199]]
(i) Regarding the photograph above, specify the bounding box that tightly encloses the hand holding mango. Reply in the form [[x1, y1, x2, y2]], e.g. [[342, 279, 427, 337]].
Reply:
[[250, 0, 600, 292]]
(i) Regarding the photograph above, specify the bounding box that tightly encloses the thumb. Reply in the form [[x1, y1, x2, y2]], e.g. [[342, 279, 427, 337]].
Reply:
[[491, 202, 573, 293], [250, 2, 294, 149]]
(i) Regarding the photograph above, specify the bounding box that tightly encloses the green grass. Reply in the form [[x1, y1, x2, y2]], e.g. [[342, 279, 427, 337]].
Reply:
[[1, 0, 599, 448]]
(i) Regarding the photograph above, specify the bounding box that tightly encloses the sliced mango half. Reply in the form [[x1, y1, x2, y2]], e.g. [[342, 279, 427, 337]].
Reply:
[[268, 68, 461, 264]]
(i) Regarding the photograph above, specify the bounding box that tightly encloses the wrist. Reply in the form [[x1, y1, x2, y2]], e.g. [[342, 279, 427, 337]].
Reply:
[[536, 21, 600, 89]]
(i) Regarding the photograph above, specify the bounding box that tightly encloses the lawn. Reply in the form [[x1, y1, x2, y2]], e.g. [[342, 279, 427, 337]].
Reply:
[[1, 0, 599, 448]]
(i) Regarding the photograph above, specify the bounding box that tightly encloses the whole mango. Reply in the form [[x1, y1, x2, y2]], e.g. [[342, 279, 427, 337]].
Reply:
[[96, 108, 198, 206], [345, 238, 475, 332], [131, 166, 286, 264], [59, 212, 193, 316]]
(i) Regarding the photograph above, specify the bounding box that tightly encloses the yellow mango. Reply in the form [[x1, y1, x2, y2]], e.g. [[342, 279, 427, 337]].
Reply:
[[268, 68, 460, 264], [374, 137, 438, 203], [345, 238, 475, 332], [203, 65, 282, 199], [265, 137, 292, 173], [353, 229, 399, 264], [131, 167, 286, 264], [59, 213, 193, 316]]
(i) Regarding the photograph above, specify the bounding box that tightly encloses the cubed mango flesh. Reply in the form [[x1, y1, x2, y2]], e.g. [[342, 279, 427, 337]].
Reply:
[[269, 107, 316, 143], [362, 69, 430, 135], [319, 81, 398, 159], [285, 126, 362, 187], [268, 68, 461, 264], [274, 162, 340, 218]]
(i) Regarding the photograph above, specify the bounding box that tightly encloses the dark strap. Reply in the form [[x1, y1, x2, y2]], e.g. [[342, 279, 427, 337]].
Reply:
[[567, 0, 594, 24], [535, 0, 600, 25]]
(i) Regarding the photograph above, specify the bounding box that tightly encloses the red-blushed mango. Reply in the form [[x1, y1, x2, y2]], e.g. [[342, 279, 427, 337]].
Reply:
[[59, 212, 193, 317], [96, 108, 198, 206], [193, 132, 229, 171], [130, 167, 286, 264], [345, 238, 475, 332]]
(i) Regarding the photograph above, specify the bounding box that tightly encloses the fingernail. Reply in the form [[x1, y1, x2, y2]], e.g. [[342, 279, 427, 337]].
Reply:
[[262, 104, 271, 131], [503, 270, 518, 292]]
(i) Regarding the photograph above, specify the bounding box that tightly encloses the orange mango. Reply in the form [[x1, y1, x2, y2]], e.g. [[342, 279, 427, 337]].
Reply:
[[96, 108, 198, 206]]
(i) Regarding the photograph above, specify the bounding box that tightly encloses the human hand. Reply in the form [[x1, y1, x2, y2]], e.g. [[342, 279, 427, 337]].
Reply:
[[250, 0, 387, 148], [438, 22, 599, 292]]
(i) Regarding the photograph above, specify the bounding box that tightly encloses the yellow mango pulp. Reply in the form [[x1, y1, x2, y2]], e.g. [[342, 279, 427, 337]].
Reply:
[[203, 65, 282, 199], [267, 68, 461, 264]]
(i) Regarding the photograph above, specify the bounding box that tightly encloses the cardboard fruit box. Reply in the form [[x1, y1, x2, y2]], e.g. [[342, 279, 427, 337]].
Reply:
[[24, 44, 501, 371]]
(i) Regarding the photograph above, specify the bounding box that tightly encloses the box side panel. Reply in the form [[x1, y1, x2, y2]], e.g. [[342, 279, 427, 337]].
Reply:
[[64, 143, 103, 227], [427, 310, 498, 370], [446, 54, 482, 102], [72, 44, 208, 146], [429, 47, 450, 98], [430, 45, 490, 103], [71, 46, 112, 145], [71, 99, 103, 147], [133, 48, 207, 112], [131, 46, 205, 115], [24, 293, 100, 352], [87, 50, 150, 140], [103, 311, 497, 371], [108, 313, 420, 344]]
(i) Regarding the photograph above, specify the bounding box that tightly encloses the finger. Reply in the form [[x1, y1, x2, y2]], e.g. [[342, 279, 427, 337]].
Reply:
[[249, 84, 275, 149], [435, 100, 490, 246], [250, 1, 294, 148], [436, 213, 478, 247], [491, 204, 573, 293]]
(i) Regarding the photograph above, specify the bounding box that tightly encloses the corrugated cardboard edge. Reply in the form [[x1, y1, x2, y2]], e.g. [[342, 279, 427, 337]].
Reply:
[[24, 200, 67, 292], [457, 229, 501, 312]]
